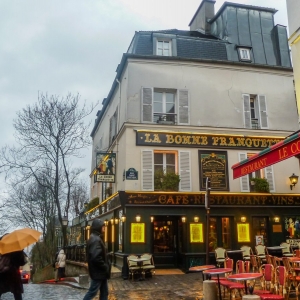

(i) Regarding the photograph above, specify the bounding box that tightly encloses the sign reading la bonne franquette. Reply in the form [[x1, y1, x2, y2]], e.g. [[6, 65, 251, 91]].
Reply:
[[136, 131, 282, 150]]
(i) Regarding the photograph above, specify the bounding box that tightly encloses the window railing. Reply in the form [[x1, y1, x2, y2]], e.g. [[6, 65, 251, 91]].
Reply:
[[251, 119, 259, 129], [154, 113, 177, 125]]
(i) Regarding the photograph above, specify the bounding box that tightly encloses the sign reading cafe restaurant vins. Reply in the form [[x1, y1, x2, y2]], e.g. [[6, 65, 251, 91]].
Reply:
[[136, 131, 283, 150]]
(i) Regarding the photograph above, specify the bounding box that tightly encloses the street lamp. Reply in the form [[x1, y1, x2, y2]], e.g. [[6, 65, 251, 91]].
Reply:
[[62, 214, 68, 227]]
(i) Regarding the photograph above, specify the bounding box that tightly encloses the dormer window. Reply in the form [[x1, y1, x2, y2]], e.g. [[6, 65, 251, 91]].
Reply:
[[152, 33, 177, 57], [157, 40, 171, 56], [237, 47, 251, 62]]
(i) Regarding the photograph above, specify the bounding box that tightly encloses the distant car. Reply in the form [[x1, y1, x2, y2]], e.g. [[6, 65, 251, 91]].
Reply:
[[20, 270, 30, 283]]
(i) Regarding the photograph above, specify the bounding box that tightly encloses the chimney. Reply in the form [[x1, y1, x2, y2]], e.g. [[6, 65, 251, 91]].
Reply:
[[189, 0, 215, 34]]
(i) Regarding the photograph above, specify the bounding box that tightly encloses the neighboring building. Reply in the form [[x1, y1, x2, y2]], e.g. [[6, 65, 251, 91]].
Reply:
[[87, 0, 299, 273], [286, 0, 300, 120]]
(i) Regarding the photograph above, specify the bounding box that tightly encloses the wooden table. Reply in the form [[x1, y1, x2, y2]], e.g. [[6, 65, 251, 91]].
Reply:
[[227, 272, 263, 294], [203, 268, 233, 300], [189, 265, 215, 281], [128, 257, 150, 281]]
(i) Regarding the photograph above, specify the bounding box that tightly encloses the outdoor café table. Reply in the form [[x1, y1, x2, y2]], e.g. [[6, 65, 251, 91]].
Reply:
[[203, 268, 233, 300], [189, 265, 215, 281], [266, 246, 285, 257], [227, 273, 263, 295], [128, 256, 149, 281]]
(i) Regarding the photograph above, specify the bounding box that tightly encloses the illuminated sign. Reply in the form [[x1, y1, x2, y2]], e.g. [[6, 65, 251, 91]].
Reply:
[[232, 132, 300, 179], [237, 223, 250, 242], [190, 223, 203, 243]]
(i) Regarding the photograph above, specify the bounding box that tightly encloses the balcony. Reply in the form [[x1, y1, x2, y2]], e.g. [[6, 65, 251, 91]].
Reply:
[[154, 113, 177, 125]]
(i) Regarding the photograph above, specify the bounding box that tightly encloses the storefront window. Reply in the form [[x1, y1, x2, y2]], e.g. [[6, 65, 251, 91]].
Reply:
[[252, 217, 268, 246]]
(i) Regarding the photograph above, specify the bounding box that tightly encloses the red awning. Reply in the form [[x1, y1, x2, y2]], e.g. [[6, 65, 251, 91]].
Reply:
[[232, 131, 300, 179]]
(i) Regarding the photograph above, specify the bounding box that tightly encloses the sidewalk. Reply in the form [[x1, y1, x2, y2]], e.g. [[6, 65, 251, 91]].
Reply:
[[43, 268, 204, 299]]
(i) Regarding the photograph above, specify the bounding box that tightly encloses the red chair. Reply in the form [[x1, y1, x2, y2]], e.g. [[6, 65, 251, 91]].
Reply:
[[220, 259, 245, 299], [259, 266, 287, 300], [254, 264, 274, 295]]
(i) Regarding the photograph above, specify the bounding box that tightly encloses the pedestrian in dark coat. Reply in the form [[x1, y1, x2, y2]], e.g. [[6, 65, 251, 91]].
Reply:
[[0, 234, 26, 300], [83, 219, 111, 300]]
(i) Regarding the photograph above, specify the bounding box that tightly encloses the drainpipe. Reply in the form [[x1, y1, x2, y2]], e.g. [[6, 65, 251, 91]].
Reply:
[[115, 79, 121, 191]]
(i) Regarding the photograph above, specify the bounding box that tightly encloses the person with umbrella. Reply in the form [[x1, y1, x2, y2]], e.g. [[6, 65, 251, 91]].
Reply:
[[0, 235, 27, 300], [0, 228, 41, 300]]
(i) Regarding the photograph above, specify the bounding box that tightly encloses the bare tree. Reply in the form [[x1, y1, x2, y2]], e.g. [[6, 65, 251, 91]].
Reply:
[[0, 93, 97, 246]]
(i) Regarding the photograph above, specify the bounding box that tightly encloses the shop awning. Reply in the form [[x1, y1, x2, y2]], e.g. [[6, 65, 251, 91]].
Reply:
[[232, 131, 300, 179]]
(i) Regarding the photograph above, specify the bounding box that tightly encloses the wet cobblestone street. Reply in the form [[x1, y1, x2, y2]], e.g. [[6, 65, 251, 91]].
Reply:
[[0, 273, 203, 300]]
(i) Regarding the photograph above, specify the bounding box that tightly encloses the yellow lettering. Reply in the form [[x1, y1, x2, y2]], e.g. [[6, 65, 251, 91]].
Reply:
[[219, 137, 227, 146], [212, 137, 219, 145], [192, 136, 201, 145], [228, 137, 236, 146], [145, 133, 151, 142], [175, 135, 182, 144], [152, 134, 161, 143], [166, 135, 174, 144], [182, 136, 191, 144], [236, 138, 245, 147], [201, 136, 208, 145]]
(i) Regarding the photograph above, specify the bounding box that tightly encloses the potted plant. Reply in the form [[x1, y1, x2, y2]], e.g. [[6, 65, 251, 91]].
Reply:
[[154, 170, 180, 191], [250, 177, 270, 193]]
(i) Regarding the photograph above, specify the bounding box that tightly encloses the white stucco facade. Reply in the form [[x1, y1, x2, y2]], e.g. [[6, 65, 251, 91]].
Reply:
[[287, 0, 300, 119]]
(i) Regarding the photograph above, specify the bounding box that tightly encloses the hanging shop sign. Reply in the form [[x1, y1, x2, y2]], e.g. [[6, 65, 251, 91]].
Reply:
[[125, 168, 138, 180], [199, 150, 229, 191], [136, 130, 283, 150], [232, 132, 300, 179], [95, 152, 116, 183]]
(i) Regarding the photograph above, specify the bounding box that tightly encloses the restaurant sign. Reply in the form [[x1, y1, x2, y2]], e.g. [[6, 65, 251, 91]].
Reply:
[[232, 132, 300, 179], [136, 131, 283, 150], [121, 192, 300, 207]]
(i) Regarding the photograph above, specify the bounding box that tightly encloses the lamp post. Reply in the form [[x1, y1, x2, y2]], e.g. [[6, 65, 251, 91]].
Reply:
[[205, 177, 211, 265]]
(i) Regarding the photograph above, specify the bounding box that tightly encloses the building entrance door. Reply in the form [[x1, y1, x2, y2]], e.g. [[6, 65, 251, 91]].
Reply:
[[208, 217, 232, 251], [152, 216, 184, 268]]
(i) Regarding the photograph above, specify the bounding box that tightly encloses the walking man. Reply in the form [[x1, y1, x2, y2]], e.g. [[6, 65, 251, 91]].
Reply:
[[83, 219, 111, 300]]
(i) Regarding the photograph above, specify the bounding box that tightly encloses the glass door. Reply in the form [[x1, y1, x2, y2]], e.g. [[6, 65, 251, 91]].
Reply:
[[208, 217, 232, 251], [152, 216, 182, 267]]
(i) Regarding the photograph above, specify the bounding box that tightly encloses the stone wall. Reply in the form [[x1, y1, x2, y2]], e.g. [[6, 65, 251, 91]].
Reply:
[[32, 260, 88, 283]]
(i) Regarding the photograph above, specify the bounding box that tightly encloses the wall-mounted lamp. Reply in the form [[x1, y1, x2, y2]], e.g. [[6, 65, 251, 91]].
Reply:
[[110, 217, 114, 225], [114, 218, 119, 225], [135, 214, 141, 222], [194, 216, 199, 223], [150, 216, 154, 222], [241, 216, 246, 223], [104, 219, 108, 226], [274, 216, 280, 223], [289, 173, 299, 190], [181, 216, 186, 223], [121, 214, 126, 222]]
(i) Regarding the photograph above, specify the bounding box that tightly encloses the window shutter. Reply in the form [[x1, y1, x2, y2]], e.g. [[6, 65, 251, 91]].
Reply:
[[141, 150, 153, 191], [142, 87, 153, 123], [178, 89, 189, 125], [258, 95, 268, 129], [239, 153, 250, 192], [179, 151, 191, 191], [243, 94, 251, 129], [265, 165, 275, 192]]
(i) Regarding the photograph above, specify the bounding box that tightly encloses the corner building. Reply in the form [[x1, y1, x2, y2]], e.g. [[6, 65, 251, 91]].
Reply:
[[87, 0, 300, 275]]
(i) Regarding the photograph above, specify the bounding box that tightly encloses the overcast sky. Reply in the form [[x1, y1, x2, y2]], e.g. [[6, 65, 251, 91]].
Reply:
[[0, 0, 288, 195]]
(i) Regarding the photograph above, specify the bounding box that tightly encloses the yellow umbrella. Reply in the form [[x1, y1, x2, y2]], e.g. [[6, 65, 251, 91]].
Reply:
[[0, 228, 41, 255]]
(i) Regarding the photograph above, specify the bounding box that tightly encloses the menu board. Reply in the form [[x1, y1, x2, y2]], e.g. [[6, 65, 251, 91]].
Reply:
[[199, 150, 229, 191], [130, 223, 145, 243], [237, 223, 250, 242], [190, 223, 203, 243]]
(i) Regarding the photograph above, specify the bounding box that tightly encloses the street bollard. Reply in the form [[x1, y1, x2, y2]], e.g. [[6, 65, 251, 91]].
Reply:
[[203, 280, 217, 300]]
